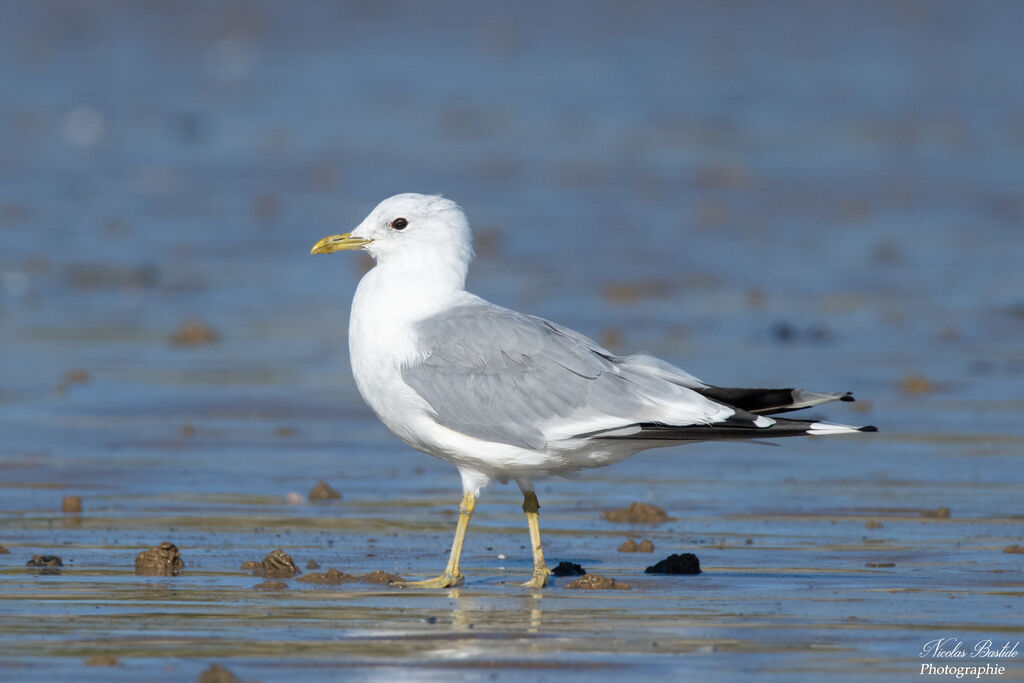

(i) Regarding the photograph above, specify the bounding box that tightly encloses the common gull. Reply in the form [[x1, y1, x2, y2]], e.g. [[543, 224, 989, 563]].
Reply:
[[312, 193, 875, 588]]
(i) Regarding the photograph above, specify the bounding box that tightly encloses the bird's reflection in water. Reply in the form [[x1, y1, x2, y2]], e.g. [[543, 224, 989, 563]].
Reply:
[[443, 588, 544, 634]]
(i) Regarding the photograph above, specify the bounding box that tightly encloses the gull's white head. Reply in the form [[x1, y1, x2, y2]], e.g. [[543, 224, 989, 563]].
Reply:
[[311, 194, 474, 273]]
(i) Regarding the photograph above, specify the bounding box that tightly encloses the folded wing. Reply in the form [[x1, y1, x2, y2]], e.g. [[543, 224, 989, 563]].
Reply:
[[402, 300, 874, 451]]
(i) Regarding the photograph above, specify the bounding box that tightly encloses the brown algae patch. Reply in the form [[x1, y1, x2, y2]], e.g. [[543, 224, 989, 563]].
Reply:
[[169, 319, 219, 347], [198, 663, 245, 682], [645, 553, 701, 575], [1002, 545, 1024, 554], [83, 655, 120, 667], [295, 568, 404, 585], [0, 545, 9, 554], [361, 569, 403, 584], [61, 495, 83, 513], [135, 542, 184, 576], [565, 574, 631, 590], [56, 368, 91, 394], [601, 502, 673, 525], [618, 538, 655, 553], [258, 549, 300, 578], [922, 507, 951, 519], [901, 372, 935, 394], [308, 480, 342, 501], [26, 555, 63, 574], [296, 568, 358, 585]]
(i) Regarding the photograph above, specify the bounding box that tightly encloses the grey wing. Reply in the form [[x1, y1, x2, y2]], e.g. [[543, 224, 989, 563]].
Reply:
[[400, 302, 726, 450]]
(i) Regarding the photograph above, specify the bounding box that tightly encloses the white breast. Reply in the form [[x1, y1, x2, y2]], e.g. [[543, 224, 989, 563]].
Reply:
[[348, 266, 474, 452]]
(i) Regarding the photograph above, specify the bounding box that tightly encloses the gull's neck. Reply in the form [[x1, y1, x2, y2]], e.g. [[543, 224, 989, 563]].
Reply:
[[352, 249, 471, 332]]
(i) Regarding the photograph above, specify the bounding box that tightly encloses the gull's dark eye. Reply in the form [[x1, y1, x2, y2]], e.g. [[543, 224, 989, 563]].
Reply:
[[390, 217, 408, 230]]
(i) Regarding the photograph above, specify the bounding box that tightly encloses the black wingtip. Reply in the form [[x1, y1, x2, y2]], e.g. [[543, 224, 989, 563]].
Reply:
[[840, 392, 855, 402], [858, 425, 878, 432]]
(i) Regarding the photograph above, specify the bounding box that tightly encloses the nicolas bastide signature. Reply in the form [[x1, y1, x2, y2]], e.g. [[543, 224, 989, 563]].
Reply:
[[921, 638, 1020, 660]]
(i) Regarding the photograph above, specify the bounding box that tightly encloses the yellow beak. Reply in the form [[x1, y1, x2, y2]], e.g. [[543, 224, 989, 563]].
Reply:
[[310, 233, 374, 254]]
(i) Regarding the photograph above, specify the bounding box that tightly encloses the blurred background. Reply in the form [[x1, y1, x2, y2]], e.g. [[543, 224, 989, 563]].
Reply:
[[1, 1, 1022, 679], [3, 0, 1022, 475]]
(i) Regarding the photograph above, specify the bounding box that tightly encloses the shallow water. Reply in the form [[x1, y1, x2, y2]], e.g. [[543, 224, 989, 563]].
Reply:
[[2, 1, 1023, 681]]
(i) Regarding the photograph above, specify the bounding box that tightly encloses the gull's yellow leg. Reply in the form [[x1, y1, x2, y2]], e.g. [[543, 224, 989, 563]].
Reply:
[[399, 492, 475, 588], [520, 491, 551, 588]]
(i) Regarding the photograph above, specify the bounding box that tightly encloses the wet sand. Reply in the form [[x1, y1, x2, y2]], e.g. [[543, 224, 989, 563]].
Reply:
[[2, 1, 1024, 680], [2, 437, 1022, 681]]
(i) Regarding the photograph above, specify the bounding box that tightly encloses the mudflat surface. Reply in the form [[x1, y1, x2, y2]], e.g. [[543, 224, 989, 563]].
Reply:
[[2, 2, 1023, 681]]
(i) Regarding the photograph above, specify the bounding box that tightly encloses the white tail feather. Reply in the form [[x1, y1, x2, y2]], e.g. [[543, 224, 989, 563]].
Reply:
[[808, 421, 862, 435]]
